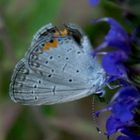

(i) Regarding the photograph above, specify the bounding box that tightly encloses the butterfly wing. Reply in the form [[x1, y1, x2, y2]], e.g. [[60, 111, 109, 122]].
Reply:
[[9, 23, 106, 105], [10, 59, 93, 105]]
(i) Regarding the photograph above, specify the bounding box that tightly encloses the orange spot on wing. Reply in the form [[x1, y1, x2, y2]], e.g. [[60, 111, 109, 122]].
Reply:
[[43, 40, 58, 51], [53, 29, 68, 37], [51, 40, 58, 48], [60, 29, 68, 37]]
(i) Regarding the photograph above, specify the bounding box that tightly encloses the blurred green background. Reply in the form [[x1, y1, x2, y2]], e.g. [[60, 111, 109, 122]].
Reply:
[[0, 0, 140, 140]]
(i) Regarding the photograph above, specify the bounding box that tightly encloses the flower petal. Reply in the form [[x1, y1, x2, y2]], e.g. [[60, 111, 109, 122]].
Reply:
[[106, 115, 123, 135], [102, 51, 128, 78], [117, 135, 132, 140], [112, 103, 133, 122], [111, 86, 140, 102], [105, 86, 140, 137], [121, 128, 140, 140], [95, 17, 131, 53], [89, 0, 100, 6]]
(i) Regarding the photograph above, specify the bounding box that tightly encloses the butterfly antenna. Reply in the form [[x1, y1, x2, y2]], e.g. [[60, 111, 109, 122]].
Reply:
[[92, 96, 102, 134]]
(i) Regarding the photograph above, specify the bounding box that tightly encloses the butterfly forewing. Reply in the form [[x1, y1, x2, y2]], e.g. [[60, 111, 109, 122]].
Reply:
[[9, 23, 106, 105]]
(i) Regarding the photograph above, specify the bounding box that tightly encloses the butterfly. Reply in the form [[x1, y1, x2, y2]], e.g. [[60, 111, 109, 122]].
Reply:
[[9, 23, 107, 105]]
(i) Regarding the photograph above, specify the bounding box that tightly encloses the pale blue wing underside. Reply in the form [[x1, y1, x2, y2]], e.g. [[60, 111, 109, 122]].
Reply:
[[9, 59, 95, 105], [9, 23, 106, 105]]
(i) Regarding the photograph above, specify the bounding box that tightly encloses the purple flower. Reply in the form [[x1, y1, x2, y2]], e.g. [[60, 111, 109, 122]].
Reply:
[[117, 135, 132, 140], [95, 17, 131, 53], [91, 9, 140, 140], [107, 86, 140, 126], [89, 0, 100, 6], [97, 86, 140, 139], [92, 16, 140, 140], [94, 17, 132, 80], [93, 17, 140, 86], [120, 128, 140, 140], [102, 50, 128, 78]]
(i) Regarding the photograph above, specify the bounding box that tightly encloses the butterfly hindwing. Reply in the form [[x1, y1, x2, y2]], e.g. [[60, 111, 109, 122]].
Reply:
[[9, 58, 93, 105]]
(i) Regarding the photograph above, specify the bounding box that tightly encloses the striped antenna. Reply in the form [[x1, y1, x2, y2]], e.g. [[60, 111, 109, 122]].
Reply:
[[91, 96, 102, 134]]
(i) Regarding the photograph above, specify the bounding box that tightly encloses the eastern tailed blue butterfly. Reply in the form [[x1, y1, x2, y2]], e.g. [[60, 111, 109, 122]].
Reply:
[[9, 23, 107, 105]]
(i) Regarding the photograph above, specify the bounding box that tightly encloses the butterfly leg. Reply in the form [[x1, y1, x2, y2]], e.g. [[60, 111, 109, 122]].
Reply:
[[106, 83, 122, 90], [96, 89, 106, 97], [94, 89, 106, 103]]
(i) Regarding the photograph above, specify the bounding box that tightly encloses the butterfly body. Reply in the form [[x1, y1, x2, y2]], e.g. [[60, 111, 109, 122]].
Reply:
[[9, 23, 106, 105]]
